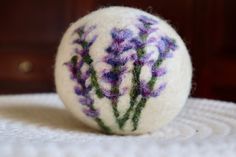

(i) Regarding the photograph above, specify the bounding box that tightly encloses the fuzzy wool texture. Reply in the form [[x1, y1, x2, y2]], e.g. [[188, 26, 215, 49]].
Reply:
[[55, 6, 192, 135]]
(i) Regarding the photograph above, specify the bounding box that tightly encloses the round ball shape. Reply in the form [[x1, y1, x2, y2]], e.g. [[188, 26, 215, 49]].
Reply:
[[55, 6, 192, 135]]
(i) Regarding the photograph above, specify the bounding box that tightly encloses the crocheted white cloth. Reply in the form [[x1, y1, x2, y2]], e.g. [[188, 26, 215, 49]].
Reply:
[[0, 94, 235, 157]]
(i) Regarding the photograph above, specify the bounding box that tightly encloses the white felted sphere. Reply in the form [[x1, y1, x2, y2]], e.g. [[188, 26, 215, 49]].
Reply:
[[55, 6, 192, 135]]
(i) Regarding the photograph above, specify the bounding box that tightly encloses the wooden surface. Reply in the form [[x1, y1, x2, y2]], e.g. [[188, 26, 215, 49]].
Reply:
[[0, 0, 235, 101]]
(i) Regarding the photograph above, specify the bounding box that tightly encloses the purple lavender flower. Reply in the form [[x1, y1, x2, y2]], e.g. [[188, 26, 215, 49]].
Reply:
[[130, 38, 145, 49], [131, 15, 158, 50], [136, 15, 158, 37], [79, 96, 94, 106], [107, 29, 133, 54], [102, 28, 133, 86], [73, 26, 97, 57], [118, 15, 178, 131], [74, 25, 96, 41], [64, 60, 84, 80], [139, 81, 166, 98], [74, 85, 92, 96], [150, 83, 167, 97], [104, 55, 128, 66], [65, 25, 113, 133], [134, 51, 155, 66], [111, 28, 133, 43], [102, 71, 119, 84], [137, 25, 157, 36], [102, 87, 128, 100], [139, 15, 158, 26], [83, 108, 99, 118], [157, 36, 177, 59], [102, 67, 127, 84], [101, 27, 135, 120], [65, 25, 100, 119], [151, 67, 167, 77]]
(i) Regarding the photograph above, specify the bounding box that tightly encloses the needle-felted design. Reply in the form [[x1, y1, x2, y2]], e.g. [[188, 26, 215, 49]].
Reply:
[[65, 17, 177, 132], [116, 15, 178, 130], [102, 28, 134, 123], [65, 25, 111, 133], [131, 35, 177, 130], [56, 6, 192, 135]]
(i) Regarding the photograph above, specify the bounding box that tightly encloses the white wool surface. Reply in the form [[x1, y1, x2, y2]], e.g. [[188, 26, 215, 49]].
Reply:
[[55, 6, 192, 134]]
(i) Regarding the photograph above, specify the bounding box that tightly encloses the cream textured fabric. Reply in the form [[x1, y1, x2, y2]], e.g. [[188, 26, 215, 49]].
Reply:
[[55, 6, 192, 134], [0, 94, 235, 157]]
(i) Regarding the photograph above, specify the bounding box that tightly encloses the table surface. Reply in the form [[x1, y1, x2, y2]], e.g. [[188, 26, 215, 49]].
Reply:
[[0, 94, 235, 157]]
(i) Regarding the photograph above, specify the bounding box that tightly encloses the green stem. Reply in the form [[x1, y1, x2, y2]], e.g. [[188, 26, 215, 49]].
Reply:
[[111, 86, 120, 118], [84, 58, 112, 132], [131, 97, 147, 131], [95, 117, 112, 134], [72, 31, 111, 133], [118, 97, 137, 128], [90, 66, 104, 98], [118, 48, 145, 129], [131, 58, 164, 131], [109, 66, 121, 124]]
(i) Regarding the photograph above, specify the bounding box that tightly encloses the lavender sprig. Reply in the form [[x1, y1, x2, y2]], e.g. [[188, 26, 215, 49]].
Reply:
[[102, 28, 134, 121], [118, 15, 158, 128], [74, 26, 104, 98], [131, 36, 177, 131], [65, 25, 111, 133]]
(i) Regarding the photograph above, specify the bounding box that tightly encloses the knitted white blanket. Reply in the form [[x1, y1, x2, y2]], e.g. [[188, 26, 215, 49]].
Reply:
[[0, 94, 235, 157]]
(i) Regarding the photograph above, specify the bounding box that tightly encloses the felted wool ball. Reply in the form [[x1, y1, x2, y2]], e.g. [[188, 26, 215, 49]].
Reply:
[[55, 6, 192, 135]]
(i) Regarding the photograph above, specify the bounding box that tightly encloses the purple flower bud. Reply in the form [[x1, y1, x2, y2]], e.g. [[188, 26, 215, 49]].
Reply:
[[106, 42, 121, 54], [87, 35, 98, 47], [139, 81, 151, 97], [134, 52, 155, 66], [152, 67, 167, 77], [138, 25, 157, 36], [74, 84, 91, 95], [102, 88, 119, 100], [140, 81, 166, 98], [122, 42, 133, 52], [80, 70, 90, 80], [101, 66, 127, 84], [102, 87, 127, 100], [159, 52, 174, 59], [111, 28, 133, 43], [157, 36, 177, 57], [83, 108, 99, 118], [82, 25, 96, 40], [79, 97, 94, 106], [102, 71, 120, 84], [73, 38, 83, 45], [104, 55, 128, 66], [131, 38, 145, 49], [74, 86, 83, 95], [78, 49, 89, 56], [150, 83, 167, 97], [139, 15, 158, 26], [107, 42, 133, 55], [74, 26, 85, 37]]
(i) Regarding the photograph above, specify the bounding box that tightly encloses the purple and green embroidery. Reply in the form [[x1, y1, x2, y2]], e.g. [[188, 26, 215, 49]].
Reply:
[[65, 25, 111, 133], [65, 15, 177, 133], [131, 35, 177, 130], [117, 15, 159, 129], [101, 28, 134, 122]]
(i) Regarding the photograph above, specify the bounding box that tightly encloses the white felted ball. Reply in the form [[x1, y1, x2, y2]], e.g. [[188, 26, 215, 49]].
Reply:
[[55, 6, 192, 135]]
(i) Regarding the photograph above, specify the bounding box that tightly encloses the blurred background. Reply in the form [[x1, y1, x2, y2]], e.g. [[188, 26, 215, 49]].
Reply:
[[0, 0, 235, 102]]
